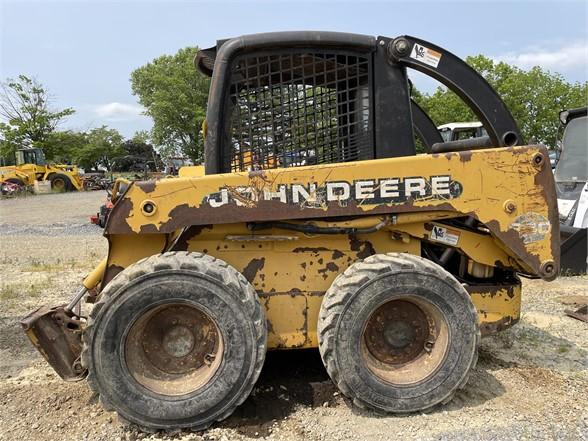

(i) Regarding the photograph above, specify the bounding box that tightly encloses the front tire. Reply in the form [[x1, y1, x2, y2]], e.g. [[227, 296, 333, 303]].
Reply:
[[318, 253, 479, 413], [82, 251, 267, 431], [49, 173, 73, 192]]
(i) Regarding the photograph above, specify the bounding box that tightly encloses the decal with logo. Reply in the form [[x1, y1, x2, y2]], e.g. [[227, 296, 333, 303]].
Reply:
[[203, 175, 463, 208], [410, 43, 442, 68], [430, 225, 460, 246]]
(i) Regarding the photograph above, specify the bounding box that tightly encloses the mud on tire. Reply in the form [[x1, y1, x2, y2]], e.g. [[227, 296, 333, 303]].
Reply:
[[81, 251, 267, 431], [49, 173, 73, 192], [318, 253, 480, 413]]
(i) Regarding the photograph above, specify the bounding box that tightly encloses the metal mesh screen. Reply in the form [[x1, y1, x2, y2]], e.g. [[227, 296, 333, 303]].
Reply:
[[226, 51, 373, 172]]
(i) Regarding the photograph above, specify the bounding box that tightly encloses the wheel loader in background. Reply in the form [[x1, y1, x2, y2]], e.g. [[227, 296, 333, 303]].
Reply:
[[0, 147, 83, 191], [21, 32, 559, 431]]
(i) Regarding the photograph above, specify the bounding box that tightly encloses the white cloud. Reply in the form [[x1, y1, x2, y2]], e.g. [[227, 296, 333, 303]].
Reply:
[[93, 102, 146, 121], [494, 41, 588, 71]]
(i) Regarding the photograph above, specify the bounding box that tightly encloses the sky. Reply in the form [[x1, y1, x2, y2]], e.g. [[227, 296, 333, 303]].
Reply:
[[1, 0, 587, 138]]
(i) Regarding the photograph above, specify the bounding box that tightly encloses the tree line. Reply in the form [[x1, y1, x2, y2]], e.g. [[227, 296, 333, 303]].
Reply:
[[1, 49, 586, 170], [0, 75, 160, 171]]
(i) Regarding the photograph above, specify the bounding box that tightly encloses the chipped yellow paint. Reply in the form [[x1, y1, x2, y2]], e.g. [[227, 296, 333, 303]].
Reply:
[[96, 145, 557, 349], [261, 294, 308, 347], [105, 234, 168, 275], [111, 146, 555, 271], [469, 284, 522, 332]]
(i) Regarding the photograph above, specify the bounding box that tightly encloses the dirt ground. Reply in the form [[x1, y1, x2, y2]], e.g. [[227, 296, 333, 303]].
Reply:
[[0, 191, 586, 441]]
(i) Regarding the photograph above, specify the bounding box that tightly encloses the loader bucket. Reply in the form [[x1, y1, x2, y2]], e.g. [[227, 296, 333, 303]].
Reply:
[[20, 305, 87, 381], [560, 225, 587, 274]]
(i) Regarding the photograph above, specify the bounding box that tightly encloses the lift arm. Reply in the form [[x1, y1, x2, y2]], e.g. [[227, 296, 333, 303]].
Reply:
[[388, 35, 523, 147]]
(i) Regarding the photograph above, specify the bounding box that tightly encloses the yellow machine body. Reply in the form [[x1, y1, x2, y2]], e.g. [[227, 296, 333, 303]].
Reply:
[[96, 145, 558, 349], [0, 162, 84, 190]]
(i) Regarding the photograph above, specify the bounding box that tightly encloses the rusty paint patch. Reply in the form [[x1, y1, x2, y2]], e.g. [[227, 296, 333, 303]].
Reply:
[[533, 156, 561, 270], [459, 150, 473, 162], [466, 283, 517, 299], [479, 316, 519, 336], [20, 306, 86, 381], [170, 225, 214, 251], [101, 264, 125, 289], [318, 262, 339, 279], [242, 258, 265, 283], [293, 247, 330, 253], [332, 250, 344, 259], [139, 223, 160, 234], [109, 195, 461, 235], [248, 170, 266, 179], [136, 180, 157, 193], [105, 198, 133, 234], [349, 235, 376, 260]]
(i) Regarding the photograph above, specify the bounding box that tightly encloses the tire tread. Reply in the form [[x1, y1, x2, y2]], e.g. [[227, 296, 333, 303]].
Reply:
[[82, 251, 266, 431], [317, 252, 480, 413]]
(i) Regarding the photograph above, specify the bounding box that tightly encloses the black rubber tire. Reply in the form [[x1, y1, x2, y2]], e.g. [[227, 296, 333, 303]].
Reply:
[[49, 173, 73, 192], [318, 253, 479, 413], [3, 178, 24, 194], [81, 251, 267, 431], [5, 178, 25, 186]]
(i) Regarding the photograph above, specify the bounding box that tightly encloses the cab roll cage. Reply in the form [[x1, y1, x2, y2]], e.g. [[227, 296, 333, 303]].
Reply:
[[196, 31, 523, 174]]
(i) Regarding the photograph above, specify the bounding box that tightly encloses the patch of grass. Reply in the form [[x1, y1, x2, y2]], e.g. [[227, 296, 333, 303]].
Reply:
[[513, 326, 543, 348], [0, 277, 56, 302], [0, 283, 20, 300], [25, 256, 96, 272], [26, 261, 66, 273]]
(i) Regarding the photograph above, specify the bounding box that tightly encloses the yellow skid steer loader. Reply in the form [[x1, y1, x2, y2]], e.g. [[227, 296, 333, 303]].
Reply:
[[22, 32, 559, 431]]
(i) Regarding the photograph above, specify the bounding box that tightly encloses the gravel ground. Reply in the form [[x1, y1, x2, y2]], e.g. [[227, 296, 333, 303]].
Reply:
[[0, 191, 586, 441]]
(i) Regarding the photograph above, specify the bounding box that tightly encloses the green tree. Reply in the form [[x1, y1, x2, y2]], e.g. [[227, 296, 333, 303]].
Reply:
[[131, 130, 151, 145], [130, 47, 210, 163], [414, 56, 588, 147], [0, 75, 74, 159], [74, 126, 124, 171], [40, 130, 88, 163], [111, 134, 162, 172]]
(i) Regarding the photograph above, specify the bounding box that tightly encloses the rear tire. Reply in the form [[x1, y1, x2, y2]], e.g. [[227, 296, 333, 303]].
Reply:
[[3, 178, 26, 195], [82, 251, 267, 431], [49, 173, 73, 192], [5, 178, 25, 186], [318, 253, 479, 413]]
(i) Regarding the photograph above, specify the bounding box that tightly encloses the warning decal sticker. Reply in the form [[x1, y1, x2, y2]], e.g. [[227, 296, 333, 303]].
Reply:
[[510, 212, 551, 244], [430, 225, 460, 246], [410, 43, 442, 68]]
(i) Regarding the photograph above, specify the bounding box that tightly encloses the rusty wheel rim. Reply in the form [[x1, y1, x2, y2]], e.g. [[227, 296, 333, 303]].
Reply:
[[125, 303, 223, 396], [52, 178, 65, 191], [361, 298, 449, 386]]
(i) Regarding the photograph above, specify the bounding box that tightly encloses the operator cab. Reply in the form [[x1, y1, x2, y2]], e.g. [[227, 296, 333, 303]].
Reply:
[[15, 148, 46, 166], [196, 32, 522, 175]]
